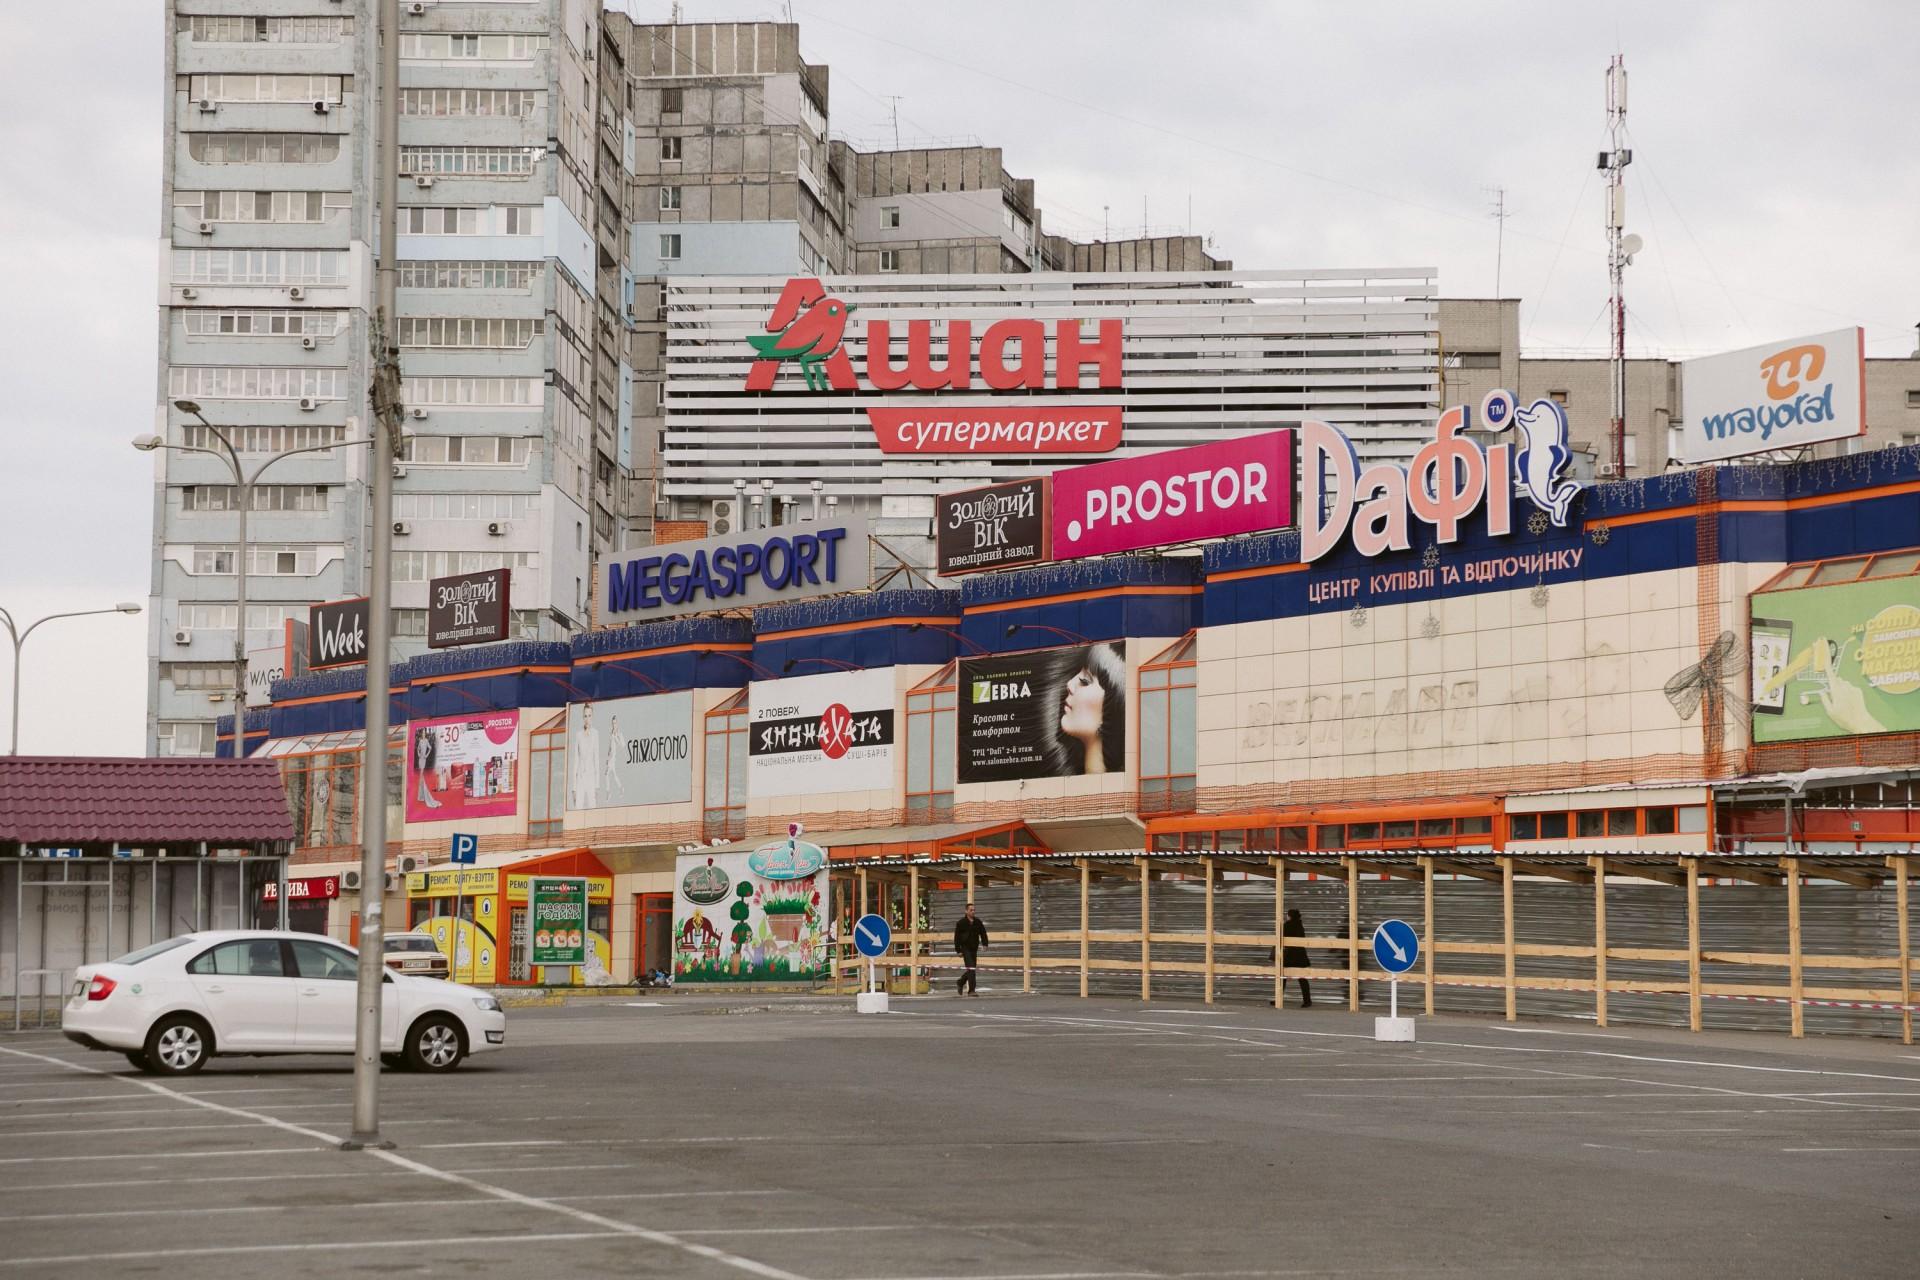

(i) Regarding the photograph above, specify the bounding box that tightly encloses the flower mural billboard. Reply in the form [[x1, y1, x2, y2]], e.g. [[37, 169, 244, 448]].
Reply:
[[672, 843, 828, 986]]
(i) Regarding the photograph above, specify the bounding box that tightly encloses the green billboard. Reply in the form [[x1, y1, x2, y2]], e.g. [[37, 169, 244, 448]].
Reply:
[[527, 877, 588, 969], [1751, 576, 1920, 743]]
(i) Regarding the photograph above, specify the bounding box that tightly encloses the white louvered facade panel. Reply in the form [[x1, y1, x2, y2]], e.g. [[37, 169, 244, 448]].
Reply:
[[661, 268, 1440, 501]]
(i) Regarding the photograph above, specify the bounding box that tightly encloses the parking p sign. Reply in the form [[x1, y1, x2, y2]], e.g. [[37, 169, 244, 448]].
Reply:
[[449, 833, 478, 865]]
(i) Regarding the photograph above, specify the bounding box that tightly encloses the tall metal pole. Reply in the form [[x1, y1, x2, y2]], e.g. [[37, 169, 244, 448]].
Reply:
[[1604, 56, 1629, 478], [231, 442, 249, 760], [350, 0, 404, 1147]]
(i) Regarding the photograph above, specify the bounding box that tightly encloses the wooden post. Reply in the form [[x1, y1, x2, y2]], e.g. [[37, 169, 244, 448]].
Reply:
[[1078, 859, 1090, 999], [1203, 855, 1216, 1005], [1273, 857, 1285, 1009], [1021, 859, 1033, 994], [908, 863, 920, 995], [1685, 857, 1703, 1032], [1786, 856, 1805, 1039], [1419, 855, 1436, 1017], [1894, 856, 1912, 1047], [1138, 857, 1151, 1002], [1345, 857, 1360, 1012], [1591, 855, 1608, 1028], [1500, 856, 1516, 1022]]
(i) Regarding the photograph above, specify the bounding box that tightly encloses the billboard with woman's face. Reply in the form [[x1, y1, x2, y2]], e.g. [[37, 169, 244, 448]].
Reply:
[[957, 642, 1126, 783]]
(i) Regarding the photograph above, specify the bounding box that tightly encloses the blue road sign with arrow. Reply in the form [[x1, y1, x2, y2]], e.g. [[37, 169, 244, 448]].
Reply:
[[1372, 919, 1420, 974], [852, 913, 892, 959]]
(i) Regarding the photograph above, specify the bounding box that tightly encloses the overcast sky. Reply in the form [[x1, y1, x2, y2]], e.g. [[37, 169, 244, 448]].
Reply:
[[3, 1, 1916, 756]]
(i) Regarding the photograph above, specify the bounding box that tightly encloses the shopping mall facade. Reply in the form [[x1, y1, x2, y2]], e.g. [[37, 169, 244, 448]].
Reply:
[[227, 276, 1920, 985]]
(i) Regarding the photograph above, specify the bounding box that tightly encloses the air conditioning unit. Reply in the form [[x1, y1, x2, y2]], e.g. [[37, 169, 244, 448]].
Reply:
[[312, 100, 332, 115], [393, 520, 412, 536], [180, 287, 198, 300], [392, 463, 408, 479], [486, 520, 511, 536], [342, 869, 362, 891], [382, 871, 398, 892], [711, 499, 733, 535], [1598, 463, 1620, 477], [300, 336, 317, 351], [196, 98, 216, 113], [196, 220, 214, 236], [414, 175, 434, 189], [397, 854, 426, 874], [171, 628, 193, 646], [408, 407, 428, 420], [287, 285, 305, 300], [409, 1, 428, 14], [297, 396, 318, 412]]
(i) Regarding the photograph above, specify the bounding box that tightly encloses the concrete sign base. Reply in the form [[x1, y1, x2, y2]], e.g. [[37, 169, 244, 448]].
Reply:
[[1374, 1015, 1416, 1042], [856, 990, 890, 1014]]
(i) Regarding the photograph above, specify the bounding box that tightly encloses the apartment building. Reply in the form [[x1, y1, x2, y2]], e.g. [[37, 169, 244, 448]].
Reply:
[[1439, 299, 1920, 476], [149, 1, 618, 756]]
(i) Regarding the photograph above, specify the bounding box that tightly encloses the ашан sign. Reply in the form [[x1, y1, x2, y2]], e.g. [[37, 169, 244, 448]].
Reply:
[[746, 277, 1124, 456]]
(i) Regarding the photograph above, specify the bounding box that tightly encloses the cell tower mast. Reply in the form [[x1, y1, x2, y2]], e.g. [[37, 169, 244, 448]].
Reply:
[[1600, 56, 1632, 477]]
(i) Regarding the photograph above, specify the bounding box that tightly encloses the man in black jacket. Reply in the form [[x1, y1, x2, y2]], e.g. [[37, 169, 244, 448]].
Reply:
[[1282, 907, 1312, 1008], [952, 904, 989, 996]]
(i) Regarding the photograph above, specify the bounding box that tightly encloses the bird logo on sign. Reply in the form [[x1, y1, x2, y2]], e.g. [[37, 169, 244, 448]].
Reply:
[[745, 278, 858, 392]]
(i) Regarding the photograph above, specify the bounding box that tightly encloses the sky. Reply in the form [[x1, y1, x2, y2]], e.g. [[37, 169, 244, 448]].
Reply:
[[2, 0, 1917, 756]]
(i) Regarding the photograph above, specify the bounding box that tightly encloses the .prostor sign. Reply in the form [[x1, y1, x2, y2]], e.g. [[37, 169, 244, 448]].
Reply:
[[598, 517, 870, 621]]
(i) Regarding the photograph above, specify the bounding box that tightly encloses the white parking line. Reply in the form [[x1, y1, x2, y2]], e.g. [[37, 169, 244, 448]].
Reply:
[[0, 1230, 629, 1269], [0, 1043, 805, 1280], [0, 1163, 644, 1195]]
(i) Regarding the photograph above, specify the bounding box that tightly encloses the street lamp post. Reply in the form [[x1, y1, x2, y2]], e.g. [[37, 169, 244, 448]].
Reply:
[[135, 402, 375, 762], [0, 604, 142, 754]]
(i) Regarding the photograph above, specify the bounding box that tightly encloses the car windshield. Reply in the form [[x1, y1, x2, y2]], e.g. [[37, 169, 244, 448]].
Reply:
[[388, 937, 438, 952], [111, 936, 195, 966]]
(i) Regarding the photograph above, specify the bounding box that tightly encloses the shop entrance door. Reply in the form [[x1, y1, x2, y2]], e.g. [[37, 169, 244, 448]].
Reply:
[[634, 893, 672, 981], [507, 907, 529, 982]]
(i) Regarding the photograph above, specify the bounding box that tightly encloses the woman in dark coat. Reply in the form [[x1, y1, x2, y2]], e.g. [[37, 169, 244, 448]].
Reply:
[[1266, 907, 1312, 1008]]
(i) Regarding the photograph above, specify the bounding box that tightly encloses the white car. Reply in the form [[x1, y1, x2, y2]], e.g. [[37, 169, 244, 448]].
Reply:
[[62, 930, 506, 1076]]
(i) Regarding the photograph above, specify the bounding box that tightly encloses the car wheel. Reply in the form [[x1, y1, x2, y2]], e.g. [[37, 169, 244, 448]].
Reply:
[[404, 1015, 465, 1073], [144, 1016, 212, 1075], [124, 1050, 151, 1072]]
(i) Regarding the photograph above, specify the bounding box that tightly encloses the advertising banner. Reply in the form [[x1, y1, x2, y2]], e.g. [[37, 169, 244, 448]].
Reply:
[[957, 641, 1126, 782], [406, 712, 520, 822], [1751, 576, 1920, 743], [1051, 431, 1295, 560], [672, 849, 827, 985], [260, 875, 339, 902], [597, 516, 870, 622], [565, 691, 694, 810], [748, 669, 895, 798], [869, 407, 1122, 455], [307, 597, 370, 670], [527, 877, 588, 968], [427, 568, 511, 648], [936, 477, 1050, 576], [1682, 327, 1865, 463]]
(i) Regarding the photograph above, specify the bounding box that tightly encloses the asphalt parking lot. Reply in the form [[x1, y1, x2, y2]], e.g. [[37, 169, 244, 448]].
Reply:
[[1, 990, 1917, 1278]]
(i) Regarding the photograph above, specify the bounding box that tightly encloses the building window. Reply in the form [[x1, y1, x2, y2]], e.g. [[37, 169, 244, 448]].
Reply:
[[391, 493, 539, 522], [660, 186, 682, 211], [905, 663, 957, 823], [397, 436, 535, 466], [162, 664, 237, 690], [401, 375, 543, 407], [182, 485, 330, 513], [659, 234, 681, 261], [660, 136, 683, 162], [157, 721, 216, 757], [703, 690, 749, 841], [400, 206, 541, 236], [190, 544, 319, 576], [186, 134, 339, 165], [187, 74, 345, 104], [1139, 633, 1197, 816], [397, 261, 541, 290], [1549, 390, 1570, 406], [1907, 390, 1920, 409], [182, 425, 345, 452], [399, 88, 538, 118], [391, 550, 535, 582], [399, 33, 548, 62], [878, 249, 899, 273], [881, 205, 901, 229], [183, 15, 354, 44], [280, 748, 361, 850], [182, 310, 345, 338], [171, 249, 349, 286], [661, 87, 684, 114], [402, 145, 537, 177], [1447, 351, 1501, 370], [527, 712, 567, 839], [175, 191, 350, 223], [169, 366, 345, 401], [176, 602, 310, 632], [398, 317, 544, 350]]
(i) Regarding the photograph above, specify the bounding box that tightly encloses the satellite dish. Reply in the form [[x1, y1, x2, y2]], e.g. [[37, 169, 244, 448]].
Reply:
[[1620, 233, 1645, 257]]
